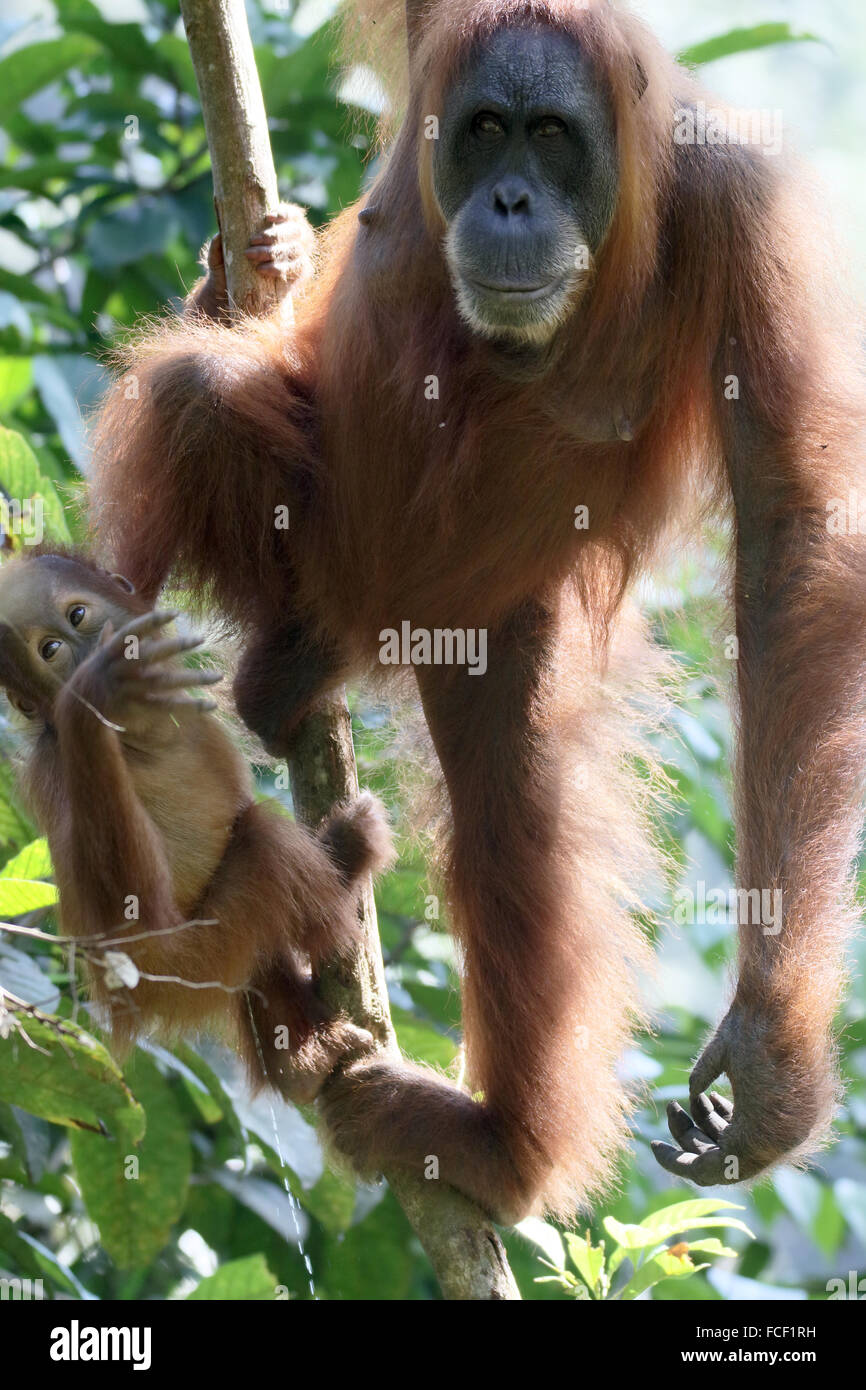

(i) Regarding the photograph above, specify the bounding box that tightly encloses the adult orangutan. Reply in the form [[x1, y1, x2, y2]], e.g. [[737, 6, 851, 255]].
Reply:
[[90, 0, 866, 1222]]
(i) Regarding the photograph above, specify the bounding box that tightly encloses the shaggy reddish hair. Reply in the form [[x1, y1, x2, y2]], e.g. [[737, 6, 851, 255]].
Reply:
[[90, 0, 866, 1219]]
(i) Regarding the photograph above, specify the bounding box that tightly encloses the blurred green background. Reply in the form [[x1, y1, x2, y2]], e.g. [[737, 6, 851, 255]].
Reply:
[[0, 0, 865, 1301]]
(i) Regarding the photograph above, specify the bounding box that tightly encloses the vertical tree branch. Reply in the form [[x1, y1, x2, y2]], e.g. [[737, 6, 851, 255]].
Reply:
[[178, 0, 519, 1300], [179, 0, 289, 318]]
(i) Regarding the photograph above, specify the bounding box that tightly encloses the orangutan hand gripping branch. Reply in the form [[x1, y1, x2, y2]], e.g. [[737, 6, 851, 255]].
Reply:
[[89, 0, 866, 1223], [0, 551, 392, 1100]]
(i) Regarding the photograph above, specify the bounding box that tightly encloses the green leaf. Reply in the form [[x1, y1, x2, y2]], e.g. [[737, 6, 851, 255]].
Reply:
[[0, 1011, 144, 1145], [260, 25, 335, 112], [32, 355, 107, 468], [0, 1214, 96, 1299], [0, 37, 104, 109], [319, 1190, 413, 1300], [0, 158, 95, 193], [564, 1230, 607, 1297], [0, 763, 34, 854], [177, 1072, 222, 1125], [603, 1214, 665, 1251], [621, 1250, 710, 1300], [0, 879, 59, 914], [54, 0, 181, 84], [0, 425, 72, 545], [679, 24, 822, 68], [70, 1051, 191, 1269], [811, 1184, 845, 1256], [0, 1101, 28, 1179], [155, 1042, 235, 1133], [636, 1198, 754, 1241], [302, 1165, 357, 1235], [0, 1210, 41, 1279], [0, 850, 54, 923], [516, 1216, 566, 1271], [401, 977, 461, 1032], [0, 272, 79, 334], [84, 202, 178, 269], [1, 839, 52, 881], [0, 358, 33, 413], [152, 35, 199, 98], [680, 1237, 738, 1257], [391, 1004, 458, 1070], [604, 1199, 753, 1280], [187, 1253, 278, 1301], [375, 858, 429, 918]]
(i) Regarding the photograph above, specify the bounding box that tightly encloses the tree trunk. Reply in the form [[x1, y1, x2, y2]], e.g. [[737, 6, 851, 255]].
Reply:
[[178, 0, 520, 1301]]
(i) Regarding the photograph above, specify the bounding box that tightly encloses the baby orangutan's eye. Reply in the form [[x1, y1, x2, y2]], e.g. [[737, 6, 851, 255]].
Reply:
[[68, 605, 86, 627], [40, 639, 62, 661]]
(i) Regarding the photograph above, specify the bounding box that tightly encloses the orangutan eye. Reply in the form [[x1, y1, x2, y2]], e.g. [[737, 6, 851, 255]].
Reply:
[[68, 604, 86, 627], [473, 111, 505, 137], [535, 117, 566, 137], [40, 639, 62, 661]]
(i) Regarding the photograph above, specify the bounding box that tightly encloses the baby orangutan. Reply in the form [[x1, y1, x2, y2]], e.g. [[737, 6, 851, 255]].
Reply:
[[0, 550, 391, 1099]]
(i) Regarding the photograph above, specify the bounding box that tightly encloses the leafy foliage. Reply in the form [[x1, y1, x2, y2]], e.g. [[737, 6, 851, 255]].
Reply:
[[527, 1199, 753, 1299], [678, 23, 822, 68]]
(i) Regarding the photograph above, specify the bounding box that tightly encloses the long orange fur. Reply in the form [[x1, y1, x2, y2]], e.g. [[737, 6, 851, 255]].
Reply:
[[89, 1, 866, 1219]]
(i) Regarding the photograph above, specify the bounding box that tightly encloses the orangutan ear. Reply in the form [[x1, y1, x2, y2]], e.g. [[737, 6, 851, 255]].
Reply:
[[10, 694, 38, 720], [109, 572, 136, 595]]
